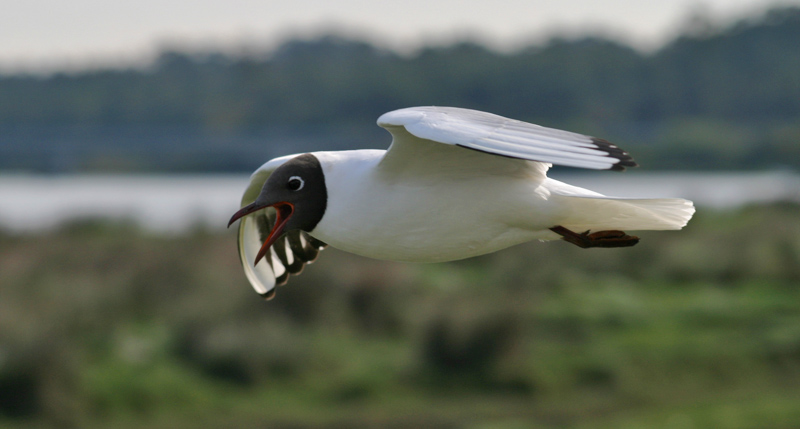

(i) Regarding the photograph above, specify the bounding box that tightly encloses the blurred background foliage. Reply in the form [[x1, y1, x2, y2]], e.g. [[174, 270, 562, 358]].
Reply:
[[2, 5, 800, 429], [1, 7, 800, 172], [2, 205, 800, 427]]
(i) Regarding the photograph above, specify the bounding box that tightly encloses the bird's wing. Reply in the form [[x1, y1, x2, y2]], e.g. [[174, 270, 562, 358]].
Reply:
[[377, 106, 637, 172], [236, 155, 327, 300]]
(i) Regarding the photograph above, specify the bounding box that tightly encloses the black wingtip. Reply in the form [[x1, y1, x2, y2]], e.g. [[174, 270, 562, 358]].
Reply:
[[609, 160, 639, 172], [591, 138, 638, 171]]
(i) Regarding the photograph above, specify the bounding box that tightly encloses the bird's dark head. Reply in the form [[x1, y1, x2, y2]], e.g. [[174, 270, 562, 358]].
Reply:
[[228, 153, 327, 264]]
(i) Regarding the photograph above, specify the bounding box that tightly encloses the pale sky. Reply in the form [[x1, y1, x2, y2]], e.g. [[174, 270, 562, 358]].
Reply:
[[3, 0, 798, 73]]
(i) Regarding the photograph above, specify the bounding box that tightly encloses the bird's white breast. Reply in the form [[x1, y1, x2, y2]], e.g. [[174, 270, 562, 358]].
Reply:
[[308, 150, 558, 263]]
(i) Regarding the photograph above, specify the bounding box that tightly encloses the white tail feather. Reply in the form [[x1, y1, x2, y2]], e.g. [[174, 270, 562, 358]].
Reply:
[[551, 193, 695, 232]]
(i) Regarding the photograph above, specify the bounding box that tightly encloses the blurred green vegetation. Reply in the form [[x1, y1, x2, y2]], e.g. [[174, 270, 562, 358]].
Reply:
[[2, 203, 800, 427], [2, 7, 800, 172]]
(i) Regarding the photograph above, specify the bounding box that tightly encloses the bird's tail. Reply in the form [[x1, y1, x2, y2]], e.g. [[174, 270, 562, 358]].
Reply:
[[550, 192, 695, 232]]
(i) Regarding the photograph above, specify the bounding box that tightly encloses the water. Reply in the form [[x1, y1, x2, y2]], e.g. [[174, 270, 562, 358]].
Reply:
[[0, 174, 246, 233], [0, 172, 798, 233]]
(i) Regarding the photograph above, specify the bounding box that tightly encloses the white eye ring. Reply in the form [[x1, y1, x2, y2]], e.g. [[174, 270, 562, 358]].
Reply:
[[287, 176, 305, 191]]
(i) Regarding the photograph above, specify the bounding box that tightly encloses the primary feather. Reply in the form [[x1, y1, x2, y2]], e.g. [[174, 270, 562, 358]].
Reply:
[[378, 106, 637, 171]]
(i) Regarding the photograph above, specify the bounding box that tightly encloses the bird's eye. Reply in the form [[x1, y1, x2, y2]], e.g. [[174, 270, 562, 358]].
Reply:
[[286, 176, 305, 191]]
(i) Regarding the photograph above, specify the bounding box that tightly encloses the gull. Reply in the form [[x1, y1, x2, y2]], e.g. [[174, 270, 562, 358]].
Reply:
[[228, 106, 695, 299]]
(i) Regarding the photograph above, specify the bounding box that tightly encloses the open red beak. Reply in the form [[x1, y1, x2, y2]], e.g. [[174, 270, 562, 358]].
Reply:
[[228, 201, 295, 265]]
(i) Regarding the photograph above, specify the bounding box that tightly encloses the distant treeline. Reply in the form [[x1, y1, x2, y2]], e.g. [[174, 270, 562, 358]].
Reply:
[[1, 7, 800, 172]]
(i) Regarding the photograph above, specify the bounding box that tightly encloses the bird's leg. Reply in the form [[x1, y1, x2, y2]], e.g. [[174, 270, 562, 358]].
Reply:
[[549, 226, 639, 248]]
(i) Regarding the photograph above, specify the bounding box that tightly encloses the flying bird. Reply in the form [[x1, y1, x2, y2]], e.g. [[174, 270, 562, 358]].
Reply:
[[228, 106, 695, 299]]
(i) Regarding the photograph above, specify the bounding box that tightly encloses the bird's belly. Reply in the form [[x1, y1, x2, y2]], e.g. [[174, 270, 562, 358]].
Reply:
[[310, 165, 560, 262], [310, 194, 550, 263], [313, 223, 536, 263]]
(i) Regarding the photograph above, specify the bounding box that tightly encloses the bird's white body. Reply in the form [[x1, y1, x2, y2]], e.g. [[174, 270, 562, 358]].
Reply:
[[233, 106, 695, 298], [311, 149, 550, 262], [311, 147, 691, 263]]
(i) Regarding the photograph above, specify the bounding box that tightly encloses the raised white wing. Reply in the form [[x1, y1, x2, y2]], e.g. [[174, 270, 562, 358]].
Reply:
[[377, 106, 637, 171], [236, 155, 326, 300]]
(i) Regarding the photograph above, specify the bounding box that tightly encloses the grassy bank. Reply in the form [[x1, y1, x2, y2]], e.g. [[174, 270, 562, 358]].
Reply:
[[2, 204, 800, 427]]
